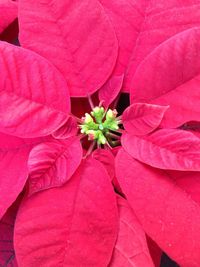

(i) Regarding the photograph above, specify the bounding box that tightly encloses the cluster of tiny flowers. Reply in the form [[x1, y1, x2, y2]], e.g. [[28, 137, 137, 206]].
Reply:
[[79, 106, 120, 146]]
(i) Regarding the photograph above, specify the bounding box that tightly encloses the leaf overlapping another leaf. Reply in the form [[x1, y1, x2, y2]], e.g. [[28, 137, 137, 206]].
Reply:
[[18, 0, 118, 96], [28, 137, 82, 195], [131, 27, 200, 128], [122, 129, 200, 171], [14, 158, 118, 267], [109, 196, 154, 267], [0, 0, 17, 34], [0, 41, 70, 138], [116, 148, 200, 267]]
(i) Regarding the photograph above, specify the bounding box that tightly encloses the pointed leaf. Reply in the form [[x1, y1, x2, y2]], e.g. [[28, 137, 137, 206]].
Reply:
[[122, 129, 200, 171], [18, 0, 118, 96], [0, 0, 17, 34], [122, 103, 168, 135], [99, 0, 146, 75], [99, 0, 148, 93], [0, 137, 32, 219], [146, 237, 162, 267], [0, 196, 22, 267], [131, 28, 200, 128], [0, 132, 43, 150], [99, 75, 124, 108], [28, 137, 82, 195], [109, 196, 154, 267], [125, 1, 200, 92], [167, 170, 200, 204], [52, 116, 78, 139], [116, 148, 200, 267], [0, 41, 70, 138], [92, 148, 115, 180], [14, 158, 118, 266]]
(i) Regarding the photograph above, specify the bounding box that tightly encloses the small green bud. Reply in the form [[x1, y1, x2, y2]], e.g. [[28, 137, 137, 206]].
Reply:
[[97, 131, 107, 145], [106, 109, 117, 120], [80, 124, 89, 134], [84, 113, 94, 124], [91, 106, 105, 123], [80, 105, 120, 146]]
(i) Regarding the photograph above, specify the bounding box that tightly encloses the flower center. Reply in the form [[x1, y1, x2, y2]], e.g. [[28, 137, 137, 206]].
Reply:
[[80, 106, 121, 146]]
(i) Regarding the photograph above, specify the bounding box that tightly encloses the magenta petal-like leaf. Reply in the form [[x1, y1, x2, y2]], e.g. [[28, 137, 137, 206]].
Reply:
[[0, 133, 34, 219], [131, 28, 200, 128], [52, 116, 78, 139], [167, 171, 200, 204], [14, 158, 118, 266], [99, 0, 147, 91], [28, 137, 82, 195], [0, 41, 70, 138], [0, 198, 21, 267], [122, 129, 200, 171], [116, 148, 200, 267], [92, 148, 115, 180], [122, 103, 168, 135], [109, 196, 154, 267], [18, 0, 118, 97], [99, 75, 124, 108], [125, 1, 200, 92], [0, 0, 17, 34]]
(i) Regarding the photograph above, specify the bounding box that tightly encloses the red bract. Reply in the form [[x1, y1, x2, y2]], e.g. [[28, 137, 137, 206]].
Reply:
[[0, 42, 70, 138], [116, 149, 200, 267], [0, 133, 44, 219], [0, 193, 22, 266], [98, 0, 200, 93], [109, 196, 154, 267], [28, 137, 82, 195], [0, 0, 17, 35], [18, 0, 118, 97], [131, 28, 200, 128], [14, 158, 118, 267], [1, 1, 200, 267], [122, 103, 169, 136]]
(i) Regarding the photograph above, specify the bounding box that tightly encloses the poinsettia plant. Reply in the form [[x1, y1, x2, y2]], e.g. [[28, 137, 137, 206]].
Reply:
[[1, 1, 200, 267]]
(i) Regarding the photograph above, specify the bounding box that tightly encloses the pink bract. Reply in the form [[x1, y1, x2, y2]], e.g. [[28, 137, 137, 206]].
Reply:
[[0, 41, 70, 138], [0, 0, 17, 34], [14, 158, 118, 267], [116, 148, 200, 267], [131, 28, 200, 128], [18, 0, 118, 97], [1, 1, 200, 267]]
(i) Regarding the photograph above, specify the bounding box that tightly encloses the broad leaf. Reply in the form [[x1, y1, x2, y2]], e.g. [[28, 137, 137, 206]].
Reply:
[[109, 196, 154, 267], [167, 170, 200, 204], [92, 148, 115, 180], [0, 133, 34, 219], [125, 0, 200, 91], [99, 0, 146, 76], [0, 132, 44, 151], [28, 137, 83, 195], [99, 0, 148, 92], [14, 158, 118, 266], [98, 75, 123, 108], [131, 28, 200, 128], [0, 0, 17, 34], [0, 41, 70, 138], [52, 116, 78, 139], [122, 129, 200, 171], [122, 103, 168, 135], [18, 0, 118, 96], [116, 148, 200, 267]]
